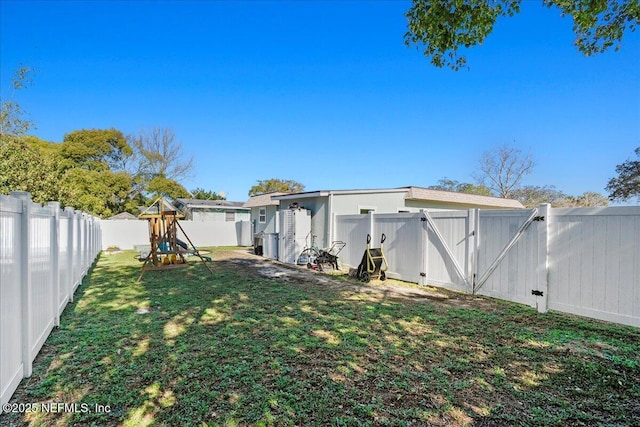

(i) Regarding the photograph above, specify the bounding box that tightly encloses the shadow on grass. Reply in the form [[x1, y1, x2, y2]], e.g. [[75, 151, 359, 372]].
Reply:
[[4, 249, 640, 427]]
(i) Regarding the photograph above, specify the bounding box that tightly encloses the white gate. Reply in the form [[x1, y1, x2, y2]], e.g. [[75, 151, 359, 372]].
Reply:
[[334, 205, 638, 327], [335, 206, 551, 310], [473, 207, 548, 310]]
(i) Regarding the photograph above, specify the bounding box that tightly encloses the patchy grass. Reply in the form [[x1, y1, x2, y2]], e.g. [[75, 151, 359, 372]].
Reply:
[[4, 248, 639, 426]]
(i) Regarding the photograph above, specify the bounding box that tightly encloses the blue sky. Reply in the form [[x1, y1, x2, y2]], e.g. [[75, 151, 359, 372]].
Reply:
[[1, 1, 638, 202]]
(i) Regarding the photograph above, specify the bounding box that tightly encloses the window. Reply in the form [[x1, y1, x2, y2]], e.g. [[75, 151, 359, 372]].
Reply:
[[225, 211, 235, 222], [259, 208, 266, 223]]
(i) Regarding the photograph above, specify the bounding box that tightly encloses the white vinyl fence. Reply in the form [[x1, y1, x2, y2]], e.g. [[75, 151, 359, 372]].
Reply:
[[1, 191, 101, 407], [334, 206, 640, 328], [100, 219, 252, 250]]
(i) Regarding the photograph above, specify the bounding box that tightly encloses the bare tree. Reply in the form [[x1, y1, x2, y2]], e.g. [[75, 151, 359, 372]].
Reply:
[[0, 65, 36, 137], [474, 145, 535, 199], [129, 127, 195, 182]]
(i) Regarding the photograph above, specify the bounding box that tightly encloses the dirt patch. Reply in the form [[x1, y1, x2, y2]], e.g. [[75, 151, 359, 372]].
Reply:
[[216, 248, 502, 310]]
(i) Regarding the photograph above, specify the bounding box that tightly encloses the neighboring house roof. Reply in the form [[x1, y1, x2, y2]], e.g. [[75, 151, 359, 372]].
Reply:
[[405, 187, 524, 209], [273, 188, 406, 200], [108, 212, 139, 220], [272, 186, 524, 209], [175, 198, 249, 211], [243, 192, 289, 208]]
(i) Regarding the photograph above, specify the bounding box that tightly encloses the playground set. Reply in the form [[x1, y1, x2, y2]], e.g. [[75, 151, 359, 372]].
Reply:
[[137, 197, 213, 281]]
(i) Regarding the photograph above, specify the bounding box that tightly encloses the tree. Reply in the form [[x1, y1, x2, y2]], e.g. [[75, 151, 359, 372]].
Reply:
[[429, 177, 492, 195], [129, 128, 194, 183], [191, 187, 226, 200], [606, 147, 640, 202], [404, 0, 639, 70], [511, 185, 609, 207], [510, 185, 568, 207], [0, 136, 59, 203], [127, 128, 195, 201], [568, 191, 609, 207], [146, 175, 191, 200], [474, 145, 535, 198], [248, 178, 305, 196], [59, 168, 134, 218], [0, 65, 36, 137], [59, 128, 132, 172]]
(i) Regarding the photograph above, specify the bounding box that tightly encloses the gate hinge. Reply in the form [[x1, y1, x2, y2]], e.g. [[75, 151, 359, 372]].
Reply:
[[533, 216, 545, 222], [420, 217, 427, 222], [531, 290, 544, 296], [420, 272, 426, 277]]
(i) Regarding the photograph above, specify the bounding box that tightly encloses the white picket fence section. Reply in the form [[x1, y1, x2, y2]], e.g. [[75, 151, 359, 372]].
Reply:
[[334, 206, 640, 328], [1, 191, 101, 407]]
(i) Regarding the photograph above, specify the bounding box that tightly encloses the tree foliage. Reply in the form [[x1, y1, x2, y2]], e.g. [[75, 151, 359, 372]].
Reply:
[[191, 187, 226, 200], [59, 128, 132, 172], [511, 185, 608, 207], [59, 168, 134, 218], [606, 147, 640, 202], [511, 185, 568, 207], [0, 136, 59, 204], [0, 66, 198, 217], [474, 145, 535, 198], [429, 177, 492, 195], [567, 191, 609, 207], [404, 0, 639, 70], [248, 179, 305, 196], [146, 175, 191, 200]]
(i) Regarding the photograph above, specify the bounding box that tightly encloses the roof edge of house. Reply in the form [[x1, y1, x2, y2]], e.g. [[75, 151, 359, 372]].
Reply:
[[405, 186, 524, 208]]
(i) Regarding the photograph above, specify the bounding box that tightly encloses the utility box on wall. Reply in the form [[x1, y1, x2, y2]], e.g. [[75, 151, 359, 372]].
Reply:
[[278, 208, 311, 264]]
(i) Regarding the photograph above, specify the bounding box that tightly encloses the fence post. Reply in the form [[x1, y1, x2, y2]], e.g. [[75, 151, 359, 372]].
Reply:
[[535, 204, 551, 313], [48, 202, 61, 326], [368, 211, 375, 240], [466, 209, 477, 292], [80, 212, 89, 280], [11, 191, 33, 377], [64, 207, 75, 302], [420, 210, 428, 286]]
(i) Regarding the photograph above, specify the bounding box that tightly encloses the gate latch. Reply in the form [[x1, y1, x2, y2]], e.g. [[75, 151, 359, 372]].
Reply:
[[533, 216, 545, 222], [531, 290, 544, 296]]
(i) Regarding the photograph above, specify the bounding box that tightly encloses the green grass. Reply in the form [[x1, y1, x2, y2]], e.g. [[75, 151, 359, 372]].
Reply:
[[4, 248, 639, 426]]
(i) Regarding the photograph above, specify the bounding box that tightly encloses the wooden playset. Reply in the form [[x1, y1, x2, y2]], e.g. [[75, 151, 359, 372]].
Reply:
[[137, 197, 213, 281]]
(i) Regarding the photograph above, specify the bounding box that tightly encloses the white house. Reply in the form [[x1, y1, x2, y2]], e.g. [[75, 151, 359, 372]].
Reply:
[[174, 198, 250, 222], [246, 187, 524, 249], [243, 192, 288, 235]]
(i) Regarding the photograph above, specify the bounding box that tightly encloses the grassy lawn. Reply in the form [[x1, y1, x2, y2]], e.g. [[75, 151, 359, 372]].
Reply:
[[4, 248, 639, 426]]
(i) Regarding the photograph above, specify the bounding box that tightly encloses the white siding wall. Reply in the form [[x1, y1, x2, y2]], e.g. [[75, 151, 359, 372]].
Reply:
[[332, 192, 407, 214]]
